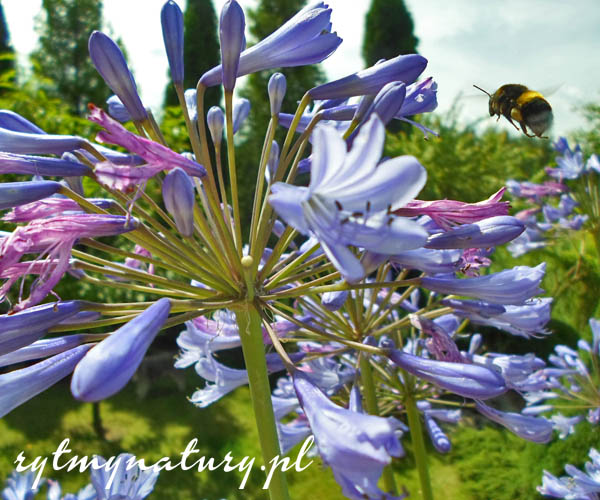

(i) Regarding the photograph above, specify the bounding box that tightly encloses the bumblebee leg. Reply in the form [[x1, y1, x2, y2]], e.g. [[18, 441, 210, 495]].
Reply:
[[505, 116, 520, 131], [519, 121, 536, 138]]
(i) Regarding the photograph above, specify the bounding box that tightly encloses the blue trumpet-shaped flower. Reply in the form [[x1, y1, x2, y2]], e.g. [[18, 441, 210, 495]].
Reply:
[[421, 263, 546, 305], [0, 301, 83, 356], [0, 127, 86, 156], [293, 370, 405, 500], [269, 115, 428, 281], [424, 216, 525, 249], [90, 453, 159, 500], [0, 152, 92, 177], [0, 181, 61, 210], [475, 400, 553, 443], [71, 298, 171, 402], [388, 349, 507, 399], [309, 54, 427, 100], [0, 344, 92, 418], [201, 2, 341, 87]]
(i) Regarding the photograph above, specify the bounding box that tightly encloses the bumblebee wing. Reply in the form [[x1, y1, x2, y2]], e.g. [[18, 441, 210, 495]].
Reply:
[[537, 84, 563, 98]]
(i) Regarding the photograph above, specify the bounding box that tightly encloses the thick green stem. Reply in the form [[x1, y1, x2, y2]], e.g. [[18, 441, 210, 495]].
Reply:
[[405, 392, 434, 500], [359, 356, 398, 495], [235, 303, 290, 500]]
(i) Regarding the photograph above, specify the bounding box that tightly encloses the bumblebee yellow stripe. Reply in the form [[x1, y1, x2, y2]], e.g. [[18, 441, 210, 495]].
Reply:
[[516, 90, 544, 106]]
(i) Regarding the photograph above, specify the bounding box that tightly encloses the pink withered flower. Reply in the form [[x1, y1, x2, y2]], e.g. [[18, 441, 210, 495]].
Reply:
[[394, 187, 509, 230], [87, 105, 206, 191], [0, 214, 136, 310]]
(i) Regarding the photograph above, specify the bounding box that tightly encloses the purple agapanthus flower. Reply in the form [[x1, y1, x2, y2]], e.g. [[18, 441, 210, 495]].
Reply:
[[293, 370, 405, 500], [388, 349, 507, 399], [1, 470, 44, 499], [269, 115, 428, 281], [90, 453, 159, 500], [475, 400, 553, 443], [0, 344, 92, 418], [201, 2, 342, 87], [421, 263, 546, 305], [309, 54, 427, 100]]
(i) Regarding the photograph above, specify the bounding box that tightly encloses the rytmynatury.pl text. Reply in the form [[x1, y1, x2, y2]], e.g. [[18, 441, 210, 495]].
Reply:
[[14, 436, 315, 490]]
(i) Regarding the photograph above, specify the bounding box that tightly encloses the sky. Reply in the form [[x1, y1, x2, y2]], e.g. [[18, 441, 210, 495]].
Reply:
[[3, 0, 600, 138]]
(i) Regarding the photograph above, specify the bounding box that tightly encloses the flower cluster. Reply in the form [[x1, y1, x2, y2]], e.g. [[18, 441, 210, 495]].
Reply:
[[522, 317, 600, 437], [538, 447, 600, 499], [0, 1, 557, 498], [507, 137, 598, 257]]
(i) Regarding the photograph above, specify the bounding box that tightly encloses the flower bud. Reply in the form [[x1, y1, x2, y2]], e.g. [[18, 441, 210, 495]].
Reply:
[[233, 98, 250, 134], [162, 167, 196, 237], [219, 0, 245, 91], [71, 298, 171, 402], [207, 106, 225, 146], [106, 95, 131, 123], [0, 181, 61, 210], [184, 88, 197, 121], [88, 31, 147, 122], [161, 0, 184, 85], [268, 72, 286, 116]]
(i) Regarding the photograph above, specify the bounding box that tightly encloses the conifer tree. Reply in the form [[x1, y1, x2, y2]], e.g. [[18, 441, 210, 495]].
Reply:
[[362, 0, 419, 67], [0, 1, 14, 76], [164, 0, 221, 111], [31, 0, 110, 115]]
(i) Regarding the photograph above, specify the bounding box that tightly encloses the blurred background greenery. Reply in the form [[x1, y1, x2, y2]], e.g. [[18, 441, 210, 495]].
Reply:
[[1, 0, 600, 498]]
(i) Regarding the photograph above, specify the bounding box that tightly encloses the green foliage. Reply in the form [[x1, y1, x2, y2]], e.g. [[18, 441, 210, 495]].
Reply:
[[386, 110, 554, 203], [30, 0, 110, 115], [164, 0, 221, 112], [454, 421, 600, 500], [362, 0, 419, 67], [573, 98, 600, 153]]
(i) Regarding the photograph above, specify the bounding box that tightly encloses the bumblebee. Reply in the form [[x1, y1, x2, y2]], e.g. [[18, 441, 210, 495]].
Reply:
[[473, 84, 553, 138]]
